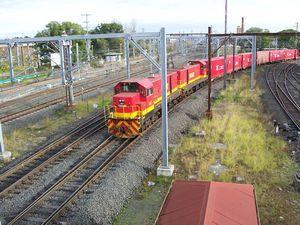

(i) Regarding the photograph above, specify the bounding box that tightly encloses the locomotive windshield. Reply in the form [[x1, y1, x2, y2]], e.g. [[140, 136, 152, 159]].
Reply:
[[121, 82, 138, 92]]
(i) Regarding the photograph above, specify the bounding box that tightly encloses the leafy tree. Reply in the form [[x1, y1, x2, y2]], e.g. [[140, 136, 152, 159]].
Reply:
[[245, 27, 272, 50], [35, 21, 86, 65], [90, 22, 124, 57], [36, 21, 85, 37], [278, 29, 299, 49]]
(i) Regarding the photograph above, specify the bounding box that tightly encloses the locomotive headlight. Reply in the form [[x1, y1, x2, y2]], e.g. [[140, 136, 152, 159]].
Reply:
[[118, 99, 125, 105]]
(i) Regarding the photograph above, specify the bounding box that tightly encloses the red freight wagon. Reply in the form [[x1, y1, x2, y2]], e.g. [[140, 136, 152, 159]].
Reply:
[[167, 71, 178, 94], [284, 49, 296, 60], [176, 68, 188, 88], [210, 57, 225, 79], [270, 50, 285, 62], [233, 54, 243, 71], [257, 51, 270, 65], [226, 55, 234, 73], [296, 49, 300, 59], [241, 53, 252, 69]]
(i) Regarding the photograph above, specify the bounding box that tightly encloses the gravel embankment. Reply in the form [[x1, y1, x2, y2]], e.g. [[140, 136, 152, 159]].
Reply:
[[0, 130, 109, 224], [60, 79, 224, 225]]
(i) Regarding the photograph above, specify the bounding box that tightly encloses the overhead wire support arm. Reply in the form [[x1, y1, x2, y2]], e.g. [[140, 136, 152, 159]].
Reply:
[[211, 34, 232, 57], [129, 38, 161, 71]]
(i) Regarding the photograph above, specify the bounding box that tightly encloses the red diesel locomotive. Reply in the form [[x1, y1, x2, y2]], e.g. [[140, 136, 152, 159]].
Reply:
[[107, 49, 299, 138]]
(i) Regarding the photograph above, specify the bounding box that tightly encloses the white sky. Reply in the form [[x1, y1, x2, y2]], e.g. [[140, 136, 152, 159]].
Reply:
[[0, 0, 299, 38]]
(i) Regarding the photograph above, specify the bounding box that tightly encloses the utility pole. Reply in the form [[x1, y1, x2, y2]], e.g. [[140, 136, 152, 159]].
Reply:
[[76, 43, 81, 79], [15, 44, 20, 66], [124, 37, 130, 78], [295, 22, 299, 48], [157, 27, 174, 177], [232, 38, 236, 78], [250, 36, 257, 91], [223, 0, 228, 89], [65, 40, 75, 106], [27, 44, 31, 66], [82, 13, 92, 64], [20, 44, 24, 66], [206, 26, 213, 120], [0, 122, 11, 161], [8, 44, 14, 84]]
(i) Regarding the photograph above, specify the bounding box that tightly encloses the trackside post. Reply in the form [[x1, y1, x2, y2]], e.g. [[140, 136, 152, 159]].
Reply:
[[157, 27, 174, 177], [0, 122, 11, 161]]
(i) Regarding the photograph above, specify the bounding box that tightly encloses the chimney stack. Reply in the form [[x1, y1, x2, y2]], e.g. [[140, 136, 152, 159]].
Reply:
[[241, 17, 244, 33]]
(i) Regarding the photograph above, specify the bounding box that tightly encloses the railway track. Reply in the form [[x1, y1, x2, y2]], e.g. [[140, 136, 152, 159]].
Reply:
[[0, 112, 106, 198], [2, 68, 217, 225], [265, 63, 300, 130], [0, 51, 211, 224], [0, 52, 199, 124], [0, 64, 152, 124]]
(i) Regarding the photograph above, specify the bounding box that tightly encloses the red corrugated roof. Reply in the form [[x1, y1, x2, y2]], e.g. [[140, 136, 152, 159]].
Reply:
[[156, 180, 259, 225]]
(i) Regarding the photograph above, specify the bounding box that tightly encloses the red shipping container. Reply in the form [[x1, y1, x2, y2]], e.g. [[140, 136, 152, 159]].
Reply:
[[284, 49, 296, 60], [270, 50, 285, 62], [226, 55, 234, 73], [241, 53, 252, 69], [257, 51, 270, 65], [210, 57, 225, 79], [233, 55, 243, 71]]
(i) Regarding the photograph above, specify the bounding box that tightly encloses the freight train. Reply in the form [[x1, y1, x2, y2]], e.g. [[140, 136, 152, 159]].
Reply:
[[107, 49, 299, 138]]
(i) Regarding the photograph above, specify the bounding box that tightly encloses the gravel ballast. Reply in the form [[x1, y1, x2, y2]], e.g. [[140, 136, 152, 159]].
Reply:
[[60, 80, 224, 225], [0, 130, 108, 224]]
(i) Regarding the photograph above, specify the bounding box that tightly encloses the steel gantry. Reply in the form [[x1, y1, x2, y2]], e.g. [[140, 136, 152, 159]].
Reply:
[[0, 29, 175, 175]]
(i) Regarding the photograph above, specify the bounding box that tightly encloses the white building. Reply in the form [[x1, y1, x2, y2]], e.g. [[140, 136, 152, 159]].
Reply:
[[104, 53, 122, 62]]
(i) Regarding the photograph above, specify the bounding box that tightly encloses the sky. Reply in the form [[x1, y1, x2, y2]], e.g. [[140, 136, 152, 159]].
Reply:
[[0, 0, 299, 38]]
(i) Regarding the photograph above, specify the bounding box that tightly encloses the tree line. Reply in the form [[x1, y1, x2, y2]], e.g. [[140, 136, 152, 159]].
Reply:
[[34, 21, 299, 66], [35, 21, 125, 65]]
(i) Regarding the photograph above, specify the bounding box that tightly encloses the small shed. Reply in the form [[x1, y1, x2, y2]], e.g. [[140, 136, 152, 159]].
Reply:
[[104, 52, 122, 62], [155, 180, 260, 225]]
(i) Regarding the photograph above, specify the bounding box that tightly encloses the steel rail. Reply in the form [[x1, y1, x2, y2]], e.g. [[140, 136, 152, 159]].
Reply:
[[265, 64, 300, 130], [0, 120, 105, 197], [7, 136, 117, 225], [0, 59, 151, 110], [287, 65, 300, 91], [41, 68, 222, 225], [0, 113, 101, 180], [0, 67, 151, 123], [275, 65, 299, 111], [8, 63, 224, 224], [284, 65, 300, 109]]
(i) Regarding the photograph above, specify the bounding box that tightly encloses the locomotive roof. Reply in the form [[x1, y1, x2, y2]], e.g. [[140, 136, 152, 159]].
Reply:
[[120, 77, 154, 89]]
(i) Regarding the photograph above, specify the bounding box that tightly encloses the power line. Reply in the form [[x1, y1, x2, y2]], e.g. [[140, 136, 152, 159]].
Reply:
[[81, 13, 92, 34]]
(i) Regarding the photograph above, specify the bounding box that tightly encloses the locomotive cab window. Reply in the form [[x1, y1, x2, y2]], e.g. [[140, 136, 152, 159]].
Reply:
[[121, 82, 138, 92], [147, 88, 153, 96]]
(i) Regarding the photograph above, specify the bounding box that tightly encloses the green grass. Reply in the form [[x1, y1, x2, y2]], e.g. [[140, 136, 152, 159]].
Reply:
[[2, 92, 111, 164], [171, 75, 300, 225], [113, 172, 172, 225]]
